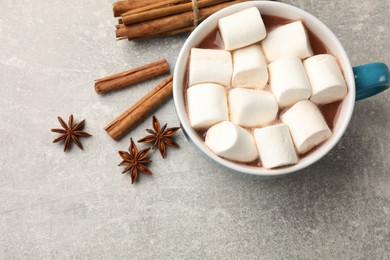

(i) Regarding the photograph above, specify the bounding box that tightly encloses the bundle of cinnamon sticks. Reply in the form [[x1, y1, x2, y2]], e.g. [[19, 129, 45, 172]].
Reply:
[[114, 0, 246, 40]]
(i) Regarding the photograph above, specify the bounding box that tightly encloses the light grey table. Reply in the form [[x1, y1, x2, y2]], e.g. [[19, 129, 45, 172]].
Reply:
[[1, 0, 389, 259]]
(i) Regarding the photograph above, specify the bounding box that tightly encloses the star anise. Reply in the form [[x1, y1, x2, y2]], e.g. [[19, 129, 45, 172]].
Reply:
[[138, 115, 180, 158], [51, 114, 91, 152], [118, 138, 152, 184]]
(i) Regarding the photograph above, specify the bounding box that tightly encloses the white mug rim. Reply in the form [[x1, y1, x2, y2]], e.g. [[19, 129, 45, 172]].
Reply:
[[173, 1, 355, 177]]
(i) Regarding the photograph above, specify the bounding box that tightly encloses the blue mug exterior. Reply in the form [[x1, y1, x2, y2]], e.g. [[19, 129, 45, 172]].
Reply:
[[353, 63, 390, 100]]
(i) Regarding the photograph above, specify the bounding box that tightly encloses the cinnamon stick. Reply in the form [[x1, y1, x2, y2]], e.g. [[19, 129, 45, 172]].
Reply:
[[94, 59, 170, 94], [105, 75, 174, 140], [127, 26, 194, 41], [122, 0, 232, 25], [159, 26, 194, 36], [116, 0, 246, 40], [113, 0, 160, 17], [122, 0, 190, 17]]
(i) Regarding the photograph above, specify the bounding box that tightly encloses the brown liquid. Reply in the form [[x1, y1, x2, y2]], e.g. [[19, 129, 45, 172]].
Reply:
[[320, 101, 343, 130], [198, 28, 224, 50], [187, 15, 344, 167]]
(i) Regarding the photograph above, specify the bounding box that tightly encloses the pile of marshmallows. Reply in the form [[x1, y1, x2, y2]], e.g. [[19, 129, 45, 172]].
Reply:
[[186, 7, 348, 169]]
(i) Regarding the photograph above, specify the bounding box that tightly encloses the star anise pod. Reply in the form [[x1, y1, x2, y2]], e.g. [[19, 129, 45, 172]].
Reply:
[[118, 138, 152, 184], [51, 114, 91, 152], [138, 115, 180, 158]]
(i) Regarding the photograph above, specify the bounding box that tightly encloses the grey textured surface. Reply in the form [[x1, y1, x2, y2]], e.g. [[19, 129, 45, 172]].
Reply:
[[0, 0, 389, 259]]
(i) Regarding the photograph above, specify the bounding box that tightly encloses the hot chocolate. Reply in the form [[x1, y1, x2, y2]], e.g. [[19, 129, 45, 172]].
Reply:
[[184, 8, 347, 169]]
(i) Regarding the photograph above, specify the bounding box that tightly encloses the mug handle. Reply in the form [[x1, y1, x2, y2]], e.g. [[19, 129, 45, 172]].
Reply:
[[353, 62, 390, 101]]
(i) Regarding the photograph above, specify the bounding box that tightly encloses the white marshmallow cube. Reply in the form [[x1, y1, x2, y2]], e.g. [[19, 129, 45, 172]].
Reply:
[[229, 88, 278, 127], [187, 83, 228, 129], [254, 124, 298, 169], [189, 48, 232, 87], [281, 100, 331, 154], [232, 45, 269, 89], [269, 56, 312, 107], [205, 121, 258, 162], [218, 7, 266, 51], [304, 54, 348, 104], [262, 21, 313, 62]]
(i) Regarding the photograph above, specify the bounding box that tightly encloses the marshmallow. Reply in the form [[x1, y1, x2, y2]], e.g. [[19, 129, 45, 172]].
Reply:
[[269, 56, 312, 107], [205, 121, 258, 162], [189, 48, 232, 87], [232, 45, 268, 89], [281, 100, 331, 154], [187, 83, 228, 129], [229, 88, 278, 127], [254, 124, 298, 169], [218, 7, 266, 51], [262, 21, 313, 62], [304, 54, 348, 104]]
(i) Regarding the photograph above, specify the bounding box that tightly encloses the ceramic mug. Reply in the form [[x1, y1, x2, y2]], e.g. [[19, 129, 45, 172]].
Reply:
[[173, 1, 390, 177]]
